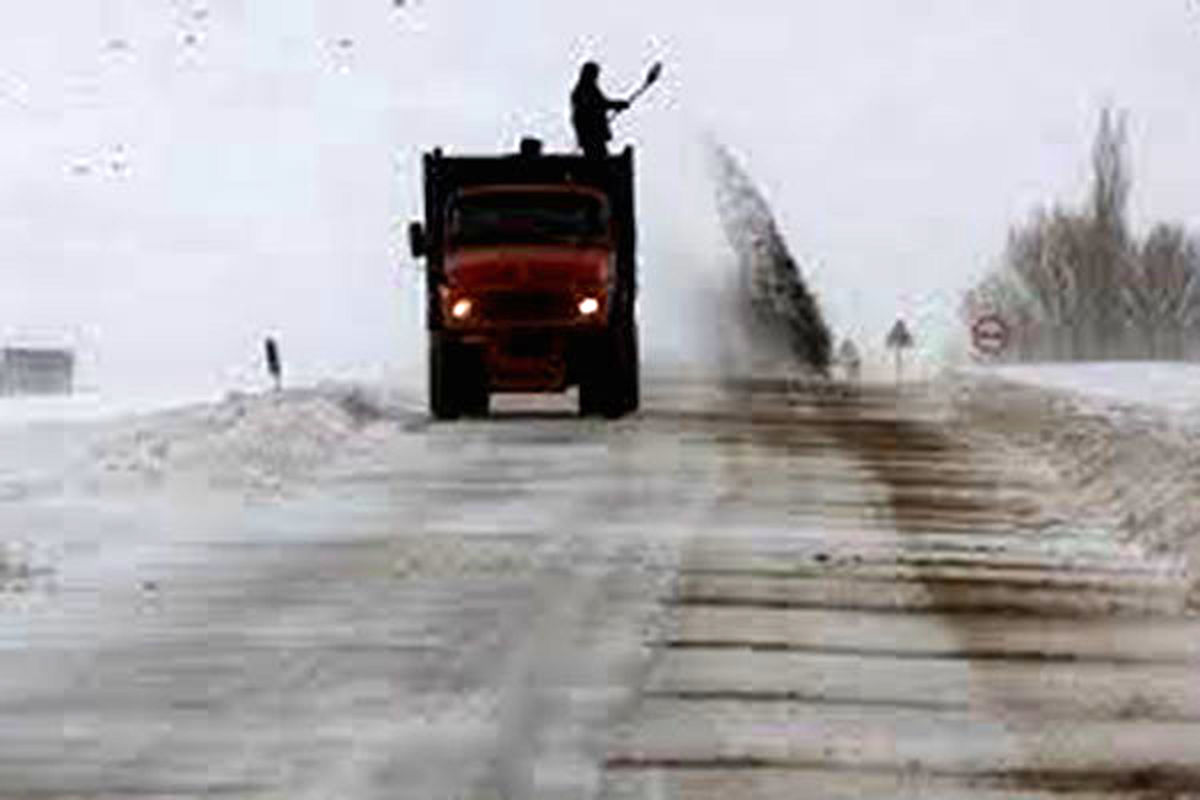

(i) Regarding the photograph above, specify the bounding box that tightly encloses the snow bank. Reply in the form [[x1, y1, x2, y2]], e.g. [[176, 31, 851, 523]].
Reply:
[[944, 364, 1200, 606], [77, 383, 424, 495], [965, 362, 1200, 428], [0, 383, 423, 501], [0, 382, 429, 601]]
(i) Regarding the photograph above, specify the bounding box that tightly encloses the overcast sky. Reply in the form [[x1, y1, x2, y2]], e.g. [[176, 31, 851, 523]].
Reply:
[[2, 1, 1198, 395]]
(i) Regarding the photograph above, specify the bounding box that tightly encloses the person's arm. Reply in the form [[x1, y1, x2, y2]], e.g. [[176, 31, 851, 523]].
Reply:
[[603, 92, 630, 112]]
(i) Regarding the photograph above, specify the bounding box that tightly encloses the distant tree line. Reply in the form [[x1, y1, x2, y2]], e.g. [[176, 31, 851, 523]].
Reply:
[[963, 108, 1200, 361]]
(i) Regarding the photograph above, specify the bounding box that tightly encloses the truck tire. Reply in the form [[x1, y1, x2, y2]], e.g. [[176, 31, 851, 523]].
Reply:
[[617, 322, 640, 415], [579, 323, 638, 419], [429, 337, 460, 420], [578, 374, 605, 418], [430, 338, 489, 420], [577, 334, 608, 418], [459, 348, 490, 418]]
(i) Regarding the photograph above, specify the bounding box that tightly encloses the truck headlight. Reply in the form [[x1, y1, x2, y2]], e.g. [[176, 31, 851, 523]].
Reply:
[[451, 298, 473, 319], [577, 296, 600, 316]]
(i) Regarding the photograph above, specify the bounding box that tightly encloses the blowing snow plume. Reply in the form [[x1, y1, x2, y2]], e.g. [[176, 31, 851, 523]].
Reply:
[[709, 142, 832, 375]]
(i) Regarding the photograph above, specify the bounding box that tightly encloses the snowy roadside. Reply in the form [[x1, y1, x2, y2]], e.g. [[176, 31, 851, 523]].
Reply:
[[940, 364, 1200, 606], [971, 362, 1200, 430], [0, 383, 422, 495], [0, 382, 424, 593]]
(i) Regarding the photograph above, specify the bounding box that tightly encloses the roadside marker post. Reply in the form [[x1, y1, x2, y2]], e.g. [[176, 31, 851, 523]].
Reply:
[[264, 337, 282, 392]]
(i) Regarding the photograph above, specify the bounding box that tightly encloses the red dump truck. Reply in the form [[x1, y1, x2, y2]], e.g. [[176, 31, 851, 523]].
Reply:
[[408, 138, 639, 419]]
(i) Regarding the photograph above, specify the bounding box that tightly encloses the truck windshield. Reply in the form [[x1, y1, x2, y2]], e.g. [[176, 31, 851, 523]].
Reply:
[[448, 192, 610, 247]]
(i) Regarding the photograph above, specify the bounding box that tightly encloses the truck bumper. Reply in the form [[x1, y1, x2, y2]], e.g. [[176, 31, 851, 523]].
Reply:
[[447, 327, 609, 393]]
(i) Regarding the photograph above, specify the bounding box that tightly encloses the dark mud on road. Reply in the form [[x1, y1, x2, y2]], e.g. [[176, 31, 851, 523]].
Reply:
[[603, 379, 1200, 799]]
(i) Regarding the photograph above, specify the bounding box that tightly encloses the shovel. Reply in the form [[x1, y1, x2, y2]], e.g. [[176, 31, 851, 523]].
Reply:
[[611, 62, 663, 118]]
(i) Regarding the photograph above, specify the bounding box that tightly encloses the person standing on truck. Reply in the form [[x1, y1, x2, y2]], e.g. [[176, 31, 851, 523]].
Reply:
[[570, 61, 629, 159]]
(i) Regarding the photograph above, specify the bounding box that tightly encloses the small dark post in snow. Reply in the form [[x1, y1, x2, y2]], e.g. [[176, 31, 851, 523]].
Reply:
[[264, 337, 282, 392], [885, 318, 914, 384]]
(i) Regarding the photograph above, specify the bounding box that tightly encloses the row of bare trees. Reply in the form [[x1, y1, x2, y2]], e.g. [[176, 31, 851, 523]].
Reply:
[[963, 109, 1200, 361]]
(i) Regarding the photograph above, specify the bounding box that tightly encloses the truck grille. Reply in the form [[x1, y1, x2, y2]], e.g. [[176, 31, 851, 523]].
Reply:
[[480, 292, 576, 323]]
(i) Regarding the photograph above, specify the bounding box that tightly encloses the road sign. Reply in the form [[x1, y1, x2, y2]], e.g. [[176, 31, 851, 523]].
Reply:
[[971, 314, 1009, 355], [885, 319, 914, 384], [886, 319, 913, 350], [837, 339, 861, 382]]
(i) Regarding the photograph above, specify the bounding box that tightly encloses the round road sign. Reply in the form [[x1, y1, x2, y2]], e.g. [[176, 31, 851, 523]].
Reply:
[[971, 314, 1009, 355]]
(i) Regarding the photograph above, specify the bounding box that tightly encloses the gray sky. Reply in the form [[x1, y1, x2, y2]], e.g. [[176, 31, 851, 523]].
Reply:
[[2, 1, 1198, 395]]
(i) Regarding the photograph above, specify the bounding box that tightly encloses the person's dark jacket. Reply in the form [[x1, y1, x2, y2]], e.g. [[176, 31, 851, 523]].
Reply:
[[571, 79, 626, 151]]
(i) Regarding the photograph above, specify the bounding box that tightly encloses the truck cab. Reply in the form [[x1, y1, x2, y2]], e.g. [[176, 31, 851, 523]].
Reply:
[[409, 140, 639, 419]]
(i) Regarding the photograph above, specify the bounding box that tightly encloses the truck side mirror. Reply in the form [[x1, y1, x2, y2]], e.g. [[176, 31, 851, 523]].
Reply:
[[408, 222, 426, 259]]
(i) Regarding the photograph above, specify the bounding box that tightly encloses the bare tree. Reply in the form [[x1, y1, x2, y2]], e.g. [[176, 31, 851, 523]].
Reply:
[[1128, 224, 1200, 358], [1081, 106, 1133, 357], [962, 105, 1200, 362], [1004, 209, 1089, 358], [1089, 107, 1131, 241]]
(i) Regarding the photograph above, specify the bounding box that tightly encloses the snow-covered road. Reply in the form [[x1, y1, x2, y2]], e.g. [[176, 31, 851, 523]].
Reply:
[[2, 376, 1198, 799]]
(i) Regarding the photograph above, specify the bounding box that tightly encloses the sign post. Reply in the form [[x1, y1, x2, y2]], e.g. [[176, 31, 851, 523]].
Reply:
[[885, 319, 914, 384]]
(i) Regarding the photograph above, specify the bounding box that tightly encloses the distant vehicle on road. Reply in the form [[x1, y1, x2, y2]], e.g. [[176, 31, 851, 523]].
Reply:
[[408, 138, 640, 419]]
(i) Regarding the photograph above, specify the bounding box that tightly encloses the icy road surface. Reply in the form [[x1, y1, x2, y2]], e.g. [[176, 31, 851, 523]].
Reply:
[[2, 378, 1198, 799]]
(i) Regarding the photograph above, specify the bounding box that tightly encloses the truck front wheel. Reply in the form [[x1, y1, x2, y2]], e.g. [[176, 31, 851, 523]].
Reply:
[[459, 349, 490, 418], [430, 338, 489, 420], [617, 323, 639, 415], [429, 338, 459, 420], [579, 323, 639, 419]]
